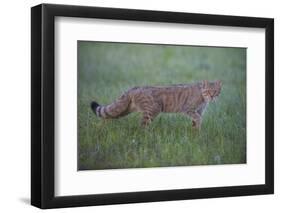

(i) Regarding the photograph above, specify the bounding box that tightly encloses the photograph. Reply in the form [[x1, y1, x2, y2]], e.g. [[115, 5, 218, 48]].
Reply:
[[30, 3, 274, 209], [78, 41, 246, 170]]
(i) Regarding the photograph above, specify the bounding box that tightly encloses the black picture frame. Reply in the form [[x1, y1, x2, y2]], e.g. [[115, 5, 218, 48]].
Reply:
[[31, 3, 274, 209]]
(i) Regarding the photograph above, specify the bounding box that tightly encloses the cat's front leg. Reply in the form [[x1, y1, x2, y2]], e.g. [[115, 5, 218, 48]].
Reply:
[[187, 111, 202, 129]]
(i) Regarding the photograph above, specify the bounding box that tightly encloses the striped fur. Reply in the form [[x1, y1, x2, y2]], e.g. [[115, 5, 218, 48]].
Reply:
[[91, 80, 222, 128]]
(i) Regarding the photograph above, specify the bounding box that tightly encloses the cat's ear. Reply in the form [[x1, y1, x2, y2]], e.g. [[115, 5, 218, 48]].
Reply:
[[216, 80, 222, 87]]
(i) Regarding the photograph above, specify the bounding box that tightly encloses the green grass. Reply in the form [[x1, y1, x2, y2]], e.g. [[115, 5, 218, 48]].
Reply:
[[78, 41, 246, 170]]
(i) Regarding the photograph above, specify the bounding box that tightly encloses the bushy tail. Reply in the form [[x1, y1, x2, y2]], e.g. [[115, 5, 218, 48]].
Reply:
[[91, 93, 131, 119], [91, 101, 100, 115]]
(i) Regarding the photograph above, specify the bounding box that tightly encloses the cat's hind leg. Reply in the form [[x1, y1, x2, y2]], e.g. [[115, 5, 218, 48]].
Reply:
[[139, 102, 161, 127], [136, 95, 161, 127], [141, 110, 159, 127]]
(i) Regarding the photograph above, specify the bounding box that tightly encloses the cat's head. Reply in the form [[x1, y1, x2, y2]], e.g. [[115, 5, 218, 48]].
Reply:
[[201, 80, 222, 102]]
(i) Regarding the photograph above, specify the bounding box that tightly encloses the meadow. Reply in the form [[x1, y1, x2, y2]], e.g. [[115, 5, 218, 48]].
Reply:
[[78, 41, 246, 170]]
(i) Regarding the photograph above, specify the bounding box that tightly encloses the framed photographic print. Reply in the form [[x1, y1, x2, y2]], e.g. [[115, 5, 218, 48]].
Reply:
[[31, 3, 274, 209]]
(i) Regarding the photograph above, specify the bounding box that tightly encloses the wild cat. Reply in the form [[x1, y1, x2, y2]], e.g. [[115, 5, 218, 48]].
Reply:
[[91, 80, 222, 128]]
